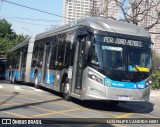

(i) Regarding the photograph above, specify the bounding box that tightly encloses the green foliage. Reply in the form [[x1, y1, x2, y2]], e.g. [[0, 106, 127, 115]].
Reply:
[[152, 69, 160, 89], [0, 19, 26, 57], [152, 50, 160, 89]]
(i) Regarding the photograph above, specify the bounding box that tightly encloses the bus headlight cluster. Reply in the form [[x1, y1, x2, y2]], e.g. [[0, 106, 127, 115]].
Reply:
[[146, 77, 152, 87], [88, 70, 103, 84]]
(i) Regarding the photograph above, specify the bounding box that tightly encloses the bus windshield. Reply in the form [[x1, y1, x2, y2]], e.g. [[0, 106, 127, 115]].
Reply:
[[90, 43, 124, 71], [90, 39, 151, 73], [128, 48, 151, 72]]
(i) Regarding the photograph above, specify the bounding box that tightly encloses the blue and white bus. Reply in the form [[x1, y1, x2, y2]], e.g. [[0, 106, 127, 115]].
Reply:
[[6, 17, 152, 104]]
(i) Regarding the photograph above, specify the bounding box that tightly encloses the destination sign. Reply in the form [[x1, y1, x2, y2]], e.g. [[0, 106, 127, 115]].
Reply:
[[103, 37, 142, 47]]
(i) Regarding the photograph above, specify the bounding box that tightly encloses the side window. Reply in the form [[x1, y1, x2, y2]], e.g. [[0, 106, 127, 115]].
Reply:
[[49, 34, 72, 69], [38, 42, 44, 64], [57, 37, 65, 67], [32, 42, 39, 67], [22, 47, 27, 68], [63, 42, 71, 67], [49, 45, 57, 69], [32, 41, 44, 68], [13, 51, 20, 69]]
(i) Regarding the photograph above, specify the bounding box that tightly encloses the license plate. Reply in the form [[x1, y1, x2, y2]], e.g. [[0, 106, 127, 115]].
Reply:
[[118, 96, 130, 100]]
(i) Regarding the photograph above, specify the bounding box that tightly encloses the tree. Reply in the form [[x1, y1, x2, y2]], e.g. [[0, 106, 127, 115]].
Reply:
[[116, 0, 160, 30], [0, 19, 26, 57], [91, 0, 160, 31], [151, 50, 160, 89]]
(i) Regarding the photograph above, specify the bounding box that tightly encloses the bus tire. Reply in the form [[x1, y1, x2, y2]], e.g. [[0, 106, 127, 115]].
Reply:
[[63, 79, 71, 101], [34, 74, 39, 89]]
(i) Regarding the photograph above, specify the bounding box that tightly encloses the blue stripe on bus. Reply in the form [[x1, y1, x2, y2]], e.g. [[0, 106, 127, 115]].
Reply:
[[30, 70, 34, 80], [45, 73, 54, 85], [14, 71, 18, 79], [104, 77, 146, 89], [38, 72, 41, 82], [5, 72, 9, 79], [20, 70, 23, 79]]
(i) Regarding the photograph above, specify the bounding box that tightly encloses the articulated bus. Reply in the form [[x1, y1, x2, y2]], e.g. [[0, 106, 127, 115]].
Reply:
[[6, 17, 152, 104]]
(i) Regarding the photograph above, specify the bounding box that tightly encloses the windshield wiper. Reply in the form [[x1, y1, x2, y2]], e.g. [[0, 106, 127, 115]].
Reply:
[[107, 58, 123, 77]]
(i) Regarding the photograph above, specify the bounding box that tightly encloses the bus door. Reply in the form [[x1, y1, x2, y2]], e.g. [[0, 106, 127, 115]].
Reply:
[[42, 43, 50, 85], [73, 35, 86, 94]]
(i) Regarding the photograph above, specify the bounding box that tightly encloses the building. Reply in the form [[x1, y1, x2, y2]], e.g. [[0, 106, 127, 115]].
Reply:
[[63, 0, 118, 24], [138, 0, 160, 55], [97, 0, 119, 19], [129, 0, 160, 55], [63, 0, 92, 24]]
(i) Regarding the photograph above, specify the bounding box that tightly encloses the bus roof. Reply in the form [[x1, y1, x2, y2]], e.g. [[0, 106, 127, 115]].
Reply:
[[10, 37, 31, 52], [35, 17, 150, 41]]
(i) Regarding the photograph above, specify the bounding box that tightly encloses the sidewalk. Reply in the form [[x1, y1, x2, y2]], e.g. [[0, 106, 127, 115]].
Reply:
[[150, 89, 160, 97]]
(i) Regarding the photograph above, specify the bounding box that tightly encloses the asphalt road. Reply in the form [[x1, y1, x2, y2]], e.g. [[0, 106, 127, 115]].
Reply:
[[0, 80, 160, 127]]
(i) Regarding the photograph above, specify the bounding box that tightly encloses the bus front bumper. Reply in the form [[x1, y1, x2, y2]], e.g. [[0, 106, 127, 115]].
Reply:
[[82, 86, 151, 102]]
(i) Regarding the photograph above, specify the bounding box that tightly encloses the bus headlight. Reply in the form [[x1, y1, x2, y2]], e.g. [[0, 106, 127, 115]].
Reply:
[[88, 70, 103, 84], [146, 77, 152, 87]]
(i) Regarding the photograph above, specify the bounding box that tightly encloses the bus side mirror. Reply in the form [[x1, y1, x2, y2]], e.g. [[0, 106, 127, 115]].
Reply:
[[85, 41, 91, 55]]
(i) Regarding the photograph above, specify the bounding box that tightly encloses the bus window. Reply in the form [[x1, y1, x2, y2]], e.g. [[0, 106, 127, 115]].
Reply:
[[37, 42, 44, 67], [57, 45, 65, 67], [49, 46, 57, 69], [22, 48, 27, 68], [63, 42, 71, 67], [32, 42, 39, 67]]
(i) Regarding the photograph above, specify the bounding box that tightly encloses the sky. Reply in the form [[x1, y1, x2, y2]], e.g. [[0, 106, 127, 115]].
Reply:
[[0, 0, 63, 36]]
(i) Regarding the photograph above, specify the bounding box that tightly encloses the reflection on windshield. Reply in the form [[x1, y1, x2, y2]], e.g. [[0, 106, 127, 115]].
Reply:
[[128, 49, 151, 72], [90, 44, 124, 70]]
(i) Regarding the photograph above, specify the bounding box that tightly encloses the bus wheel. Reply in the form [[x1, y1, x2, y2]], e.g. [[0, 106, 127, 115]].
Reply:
[[34, 75, 39, 89], [63, 79, 71, 101]]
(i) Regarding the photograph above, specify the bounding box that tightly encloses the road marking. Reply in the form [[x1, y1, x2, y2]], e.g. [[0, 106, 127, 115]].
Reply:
[[0, 85, 3, 88], [115, 106, 154, 118], [32, 107, 85, 117], [29, 87, 44, 92], [18, 95, 118, 117], [115, 113, 135, 118], [0, 98, 87, 118], [13, 86, 23, 90], [0, 102, 21, 106], [1, 111, 31, 118], [83, 108, 118, 117], [17, 95, 77, 108]]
